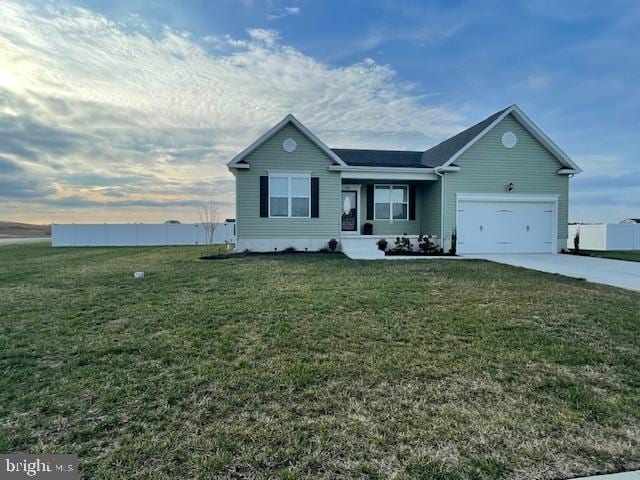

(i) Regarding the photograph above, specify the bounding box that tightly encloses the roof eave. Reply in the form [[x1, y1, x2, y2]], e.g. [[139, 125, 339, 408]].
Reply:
[[328, 165, 435, 173]]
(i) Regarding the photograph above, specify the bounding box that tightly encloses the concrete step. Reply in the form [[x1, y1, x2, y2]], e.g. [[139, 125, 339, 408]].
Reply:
[[341, 238, 385, 260]]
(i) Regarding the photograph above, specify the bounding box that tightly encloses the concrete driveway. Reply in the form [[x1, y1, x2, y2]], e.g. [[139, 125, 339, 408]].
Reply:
[[466, 253, 640, 293]]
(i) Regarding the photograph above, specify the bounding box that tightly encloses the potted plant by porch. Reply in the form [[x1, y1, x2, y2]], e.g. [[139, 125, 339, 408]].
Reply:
[[363, 222, 373, 235]]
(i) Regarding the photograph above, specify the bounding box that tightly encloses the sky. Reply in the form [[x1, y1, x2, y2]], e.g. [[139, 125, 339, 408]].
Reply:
[[0, 0, 639, 224]]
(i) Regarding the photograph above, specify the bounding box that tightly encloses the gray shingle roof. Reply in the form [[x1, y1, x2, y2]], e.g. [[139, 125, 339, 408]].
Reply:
[[330, 149, 427, 168], [420, 106, 510, 167], [331, 106, 511, 169]]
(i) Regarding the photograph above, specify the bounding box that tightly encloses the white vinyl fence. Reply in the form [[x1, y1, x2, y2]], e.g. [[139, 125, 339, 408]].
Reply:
[[568, 224, 640, 251], [52, 222, 236, 247]]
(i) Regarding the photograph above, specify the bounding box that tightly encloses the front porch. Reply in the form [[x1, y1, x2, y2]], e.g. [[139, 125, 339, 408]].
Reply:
[[338, 178, 442, 259]]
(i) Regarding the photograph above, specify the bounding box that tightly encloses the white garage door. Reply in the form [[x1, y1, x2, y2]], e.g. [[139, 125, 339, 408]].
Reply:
[[457, 199, 555, 254]]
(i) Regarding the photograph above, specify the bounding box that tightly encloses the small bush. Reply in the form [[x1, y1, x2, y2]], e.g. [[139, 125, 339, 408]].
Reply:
[[377, 238, 388, 251], [391, 235, 413, 254], [328, 239, 338, 251], [450, 229, 457, 256], [284, 246, 297, 253], [417, 234, 439, 255]]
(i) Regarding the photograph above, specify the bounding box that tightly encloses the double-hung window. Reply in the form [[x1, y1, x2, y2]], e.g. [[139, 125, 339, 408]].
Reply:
[[269, 175, 310, 218], [374, 185, 408, 220]]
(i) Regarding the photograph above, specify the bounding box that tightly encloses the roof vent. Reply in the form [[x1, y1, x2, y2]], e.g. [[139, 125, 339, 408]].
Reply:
[[282, 138, 297, 153], [501, 131, 517, 149]]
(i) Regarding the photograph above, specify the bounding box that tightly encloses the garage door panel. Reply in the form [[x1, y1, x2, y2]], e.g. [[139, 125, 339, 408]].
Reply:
[[457, 200, 555, 254]]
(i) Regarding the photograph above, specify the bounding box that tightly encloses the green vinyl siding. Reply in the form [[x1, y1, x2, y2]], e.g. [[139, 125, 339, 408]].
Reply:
[[441, 113, 569, 247], [421, 180, 442, 238], [235, 124, 340, 239], [346, 181, 440, 237]]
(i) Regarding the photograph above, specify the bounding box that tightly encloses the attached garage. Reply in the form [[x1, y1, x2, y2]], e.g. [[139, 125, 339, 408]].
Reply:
[[456, 194, 558, 254]]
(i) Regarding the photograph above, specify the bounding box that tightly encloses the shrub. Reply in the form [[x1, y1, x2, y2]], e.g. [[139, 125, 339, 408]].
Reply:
[[449, 229, 457, 256], [392, 235, 412, 254], [377, 238, 388, 251], [417, 234, 438, 255], [328, 239, 338, 251], [284, 246, 297, 253]]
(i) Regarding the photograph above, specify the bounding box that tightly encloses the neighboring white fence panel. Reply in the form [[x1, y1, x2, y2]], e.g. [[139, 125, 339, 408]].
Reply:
[[52, 223, 236, 247], [568, 224, 640, 251]]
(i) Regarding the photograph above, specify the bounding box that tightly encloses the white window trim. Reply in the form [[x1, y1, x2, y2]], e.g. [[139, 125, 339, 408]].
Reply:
[[268, 174, 311, 219], [373, 184, 409, 222]]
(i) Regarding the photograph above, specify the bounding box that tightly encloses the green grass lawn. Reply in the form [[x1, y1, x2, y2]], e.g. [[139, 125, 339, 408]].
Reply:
[[1, 244, 639, 479], [584, 250, 640, 262]]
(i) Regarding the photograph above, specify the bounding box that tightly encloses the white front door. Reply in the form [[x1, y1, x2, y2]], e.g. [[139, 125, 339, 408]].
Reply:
[[457, 199, 556, 254]]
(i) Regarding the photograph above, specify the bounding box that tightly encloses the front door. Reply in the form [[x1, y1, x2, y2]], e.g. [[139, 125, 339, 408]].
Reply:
[[341, 190, 358, 232]]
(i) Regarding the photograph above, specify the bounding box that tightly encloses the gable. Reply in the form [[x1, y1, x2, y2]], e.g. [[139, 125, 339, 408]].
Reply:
[[243, 123, 337, 170], [456, 113, 566, 171], [228, 114, 344, 169]]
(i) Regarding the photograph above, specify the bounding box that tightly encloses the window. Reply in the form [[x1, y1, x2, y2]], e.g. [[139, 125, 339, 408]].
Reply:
[[269, 175, 310, 218], [374, 185, 408, 220]]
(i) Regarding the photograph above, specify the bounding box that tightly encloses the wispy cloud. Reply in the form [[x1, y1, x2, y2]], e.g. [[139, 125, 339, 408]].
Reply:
[[0, 1, 462, 223], [524, 74, 552, 90], [267, 6, 301, 21]]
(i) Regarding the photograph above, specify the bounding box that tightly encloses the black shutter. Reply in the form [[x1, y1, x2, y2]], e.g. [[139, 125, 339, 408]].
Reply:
[[259, 176, 268, 217], [366, 184, 374, 220], [409, 184, 416, 220], [311, 177, 319, 217]]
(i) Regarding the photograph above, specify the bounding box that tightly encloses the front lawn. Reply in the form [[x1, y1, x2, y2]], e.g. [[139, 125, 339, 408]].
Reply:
[[1, 244, 639, 479], [584, 250, 640, 262]]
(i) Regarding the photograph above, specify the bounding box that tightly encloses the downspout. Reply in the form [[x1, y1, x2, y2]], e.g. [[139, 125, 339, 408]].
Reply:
[[434, 166, 445, 247]]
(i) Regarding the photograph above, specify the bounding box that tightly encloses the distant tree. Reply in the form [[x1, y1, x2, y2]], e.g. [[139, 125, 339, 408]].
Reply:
[[199, 201, 220, 256]]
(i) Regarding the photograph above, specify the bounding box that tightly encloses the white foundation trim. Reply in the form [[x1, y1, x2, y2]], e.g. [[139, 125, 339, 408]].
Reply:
[[236, 238, 332, 252]]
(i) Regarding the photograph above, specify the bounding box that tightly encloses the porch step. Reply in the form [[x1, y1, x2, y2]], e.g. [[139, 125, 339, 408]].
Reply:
[[341, 237, 385, 260]]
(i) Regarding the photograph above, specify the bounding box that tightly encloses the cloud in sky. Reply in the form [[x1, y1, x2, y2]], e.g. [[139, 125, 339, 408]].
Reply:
[[1, 0, 637, 225], [524, 75, 552, 90], [0, 1, 465, 223], [267, 6, 301, 21]]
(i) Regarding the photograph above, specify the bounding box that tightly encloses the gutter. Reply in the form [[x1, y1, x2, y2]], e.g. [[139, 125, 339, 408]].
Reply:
[[434, 166, 446, 244]]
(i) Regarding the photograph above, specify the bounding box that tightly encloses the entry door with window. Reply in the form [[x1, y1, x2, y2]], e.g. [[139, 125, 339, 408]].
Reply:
[[341, 191, 358, 231]]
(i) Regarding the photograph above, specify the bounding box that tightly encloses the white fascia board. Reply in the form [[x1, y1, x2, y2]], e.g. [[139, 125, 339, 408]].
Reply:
[[329, 165, 438, 181], [558, 168, 579, 174], [340, 171, 438, 181], [227, 114, 346, 169], [509, 106, 582, 173], [442, 105, 582, 174], [329, 165, 435, 173]]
